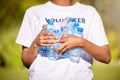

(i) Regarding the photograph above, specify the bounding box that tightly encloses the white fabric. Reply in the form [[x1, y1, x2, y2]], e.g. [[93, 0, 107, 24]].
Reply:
[[29, 54, 93, 80], [16, 1, 109, 80]]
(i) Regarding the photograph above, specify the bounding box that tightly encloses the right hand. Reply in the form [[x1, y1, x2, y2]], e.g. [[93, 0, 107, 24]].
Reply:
[[34, 25, 60, 47]]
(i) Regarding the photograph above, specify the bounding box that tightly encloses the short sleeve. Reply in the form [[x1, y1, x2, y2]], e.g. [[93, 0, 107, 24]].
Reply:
[[88, 8, 109, 46], [16, 10, 36, 47]]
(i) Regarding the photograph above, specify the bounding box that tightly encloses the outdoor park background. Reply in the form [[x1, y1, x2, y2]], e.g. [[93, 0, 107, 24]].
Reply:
[[0, 0, 120, 80]]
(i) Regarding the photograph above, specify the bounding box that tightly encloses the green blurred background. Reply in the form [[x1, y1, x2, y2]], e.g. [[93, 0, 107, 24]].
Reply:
[[0, 0, 120, 80]]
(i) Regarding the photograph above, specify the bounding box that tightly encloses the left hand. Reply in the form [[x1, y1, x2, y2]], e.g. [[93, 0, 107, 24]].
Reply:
[[56, 34, 83, 55]]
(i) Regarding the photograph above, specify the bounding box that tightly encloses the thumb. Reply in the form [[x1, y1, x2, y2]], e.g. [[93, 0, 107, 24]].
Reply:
[[37, 24, 47, 36], [40, 24, 48, 35], [41, 24, 47, 33]]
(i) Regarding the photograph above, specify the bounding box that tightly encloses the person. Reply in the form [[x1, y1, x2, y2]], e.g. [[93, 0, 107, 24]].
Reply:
[[16, 0, 111, 80]]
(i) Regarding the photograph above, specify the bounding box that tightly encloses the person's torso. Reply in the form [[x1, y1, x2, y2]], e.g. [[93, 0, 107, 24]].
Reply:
[[28, 2, 94, 80]]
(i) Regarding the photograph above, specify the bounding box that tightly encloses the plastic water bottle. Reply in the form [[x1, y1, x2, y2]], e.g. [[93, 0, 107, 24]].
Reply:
[[56, 18, 73, 59], [38, 21, 52, 58], [68, 17, 76, 32], [39, 17, 84, 62], [46, 20, 60, 60], [69, 22, 84, 63], [47, 20, 68, 60], [38, 20, 58, 60]]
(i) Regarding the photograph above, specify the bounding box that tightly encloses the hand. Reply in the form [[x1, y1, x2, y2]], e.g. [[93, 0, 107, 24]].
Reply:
[[56, 34, 83, 55], [35, 25, 60, 47]]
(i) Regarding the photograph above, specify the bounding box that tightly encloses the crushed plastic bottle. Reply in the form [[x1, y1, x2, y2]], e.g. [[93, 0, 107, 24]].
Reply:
[[69, 22, 84, 63], [38, 17, 84, 63], [38, 20, 58, 60]]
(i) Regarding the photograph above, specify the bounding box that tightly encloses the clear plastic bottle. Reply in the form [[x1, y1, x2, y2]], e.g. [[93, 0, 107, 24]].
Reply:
[[46, 20, 59, 60], [56, 18, 72, 59], [38, 20, 58, 60], [39, 17, 84, 62], [69, 22, 84, 63], [68, 17, 76, 32]]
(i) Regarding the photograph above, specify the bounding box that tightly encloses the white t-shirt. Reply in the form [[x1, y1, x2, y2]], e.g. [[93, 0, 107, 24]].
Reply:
[[16, 1, 108, 80]]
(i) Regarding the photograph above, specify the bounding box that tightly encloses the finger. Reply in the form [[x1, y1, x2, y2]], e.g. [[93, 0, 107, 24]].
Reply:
[[61, 34, 70, 38], [39, 24, 47, 35], [46, 32, 53, 36], [39, 35, 59, 41], [39, 35, 47, 40], [56, 43, 67, 54], [59, 38, 65, 43], [40, 43, 54, 47], [39, 40, 55, 44], [59, 46, 70, 54], [39, 35, 48, 40], [47, 35, 59, 40], [46, 32, 59, 39], [42, 24, 47, 32], [37, 25, 47, 37]]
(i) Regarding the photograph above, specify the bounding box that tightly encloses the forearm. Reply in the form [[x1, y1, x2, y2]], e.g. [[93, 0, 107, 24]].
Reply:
[[81, 38, 111, 64], [22, 41, 39, 68], [21, 25, 58, 68]]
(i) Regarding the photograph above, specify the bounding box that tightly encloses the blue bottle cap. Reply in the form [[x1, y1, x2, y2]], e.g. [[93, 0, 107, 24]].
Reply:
[[69, 17, 75, 22], [77, 27, 83, 32], [61, 26, 66, 31], [74, 22, 79, 26], [54, 29, 59, 34], [48, 20, 54, 25], [73, 22, 79, 28], [61, 27, 64, 32]]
